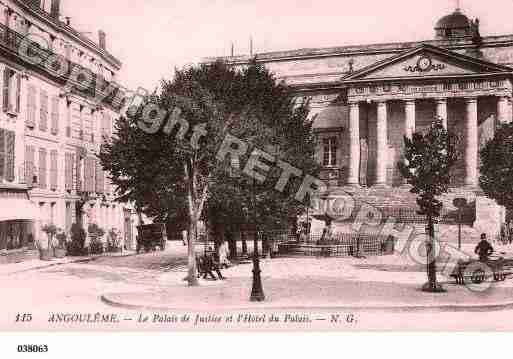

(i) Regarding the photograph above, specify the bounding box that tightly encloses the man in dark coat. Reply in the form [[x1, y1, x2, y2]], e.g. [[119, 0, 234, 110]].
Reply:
[[199, 248, 225, 280], [475, 233, 494, 262]]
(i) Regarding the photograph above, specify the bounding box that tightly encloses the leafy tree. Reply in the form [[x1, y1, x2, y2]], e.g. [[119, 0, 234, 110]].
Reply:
[[480, 123, 513, 222], [100, 60, 320, 286], [398, 119, 459, 292]]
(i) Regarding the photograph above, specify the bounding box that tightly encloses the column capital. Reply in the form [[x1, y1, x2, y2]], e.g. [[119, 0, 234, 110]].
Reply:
[[434, 97, 447, 104], [464, 96, 478, 103], [348, 100, 360, 107], [376, 99, 387, 105], [403, 98, 416, 104]]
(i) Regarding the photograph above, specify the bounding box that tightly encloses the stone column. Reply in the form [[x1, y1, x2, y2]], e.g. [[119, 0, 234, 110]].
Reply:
[[497, 96, 510, 124], [401, 99, 416, 186], [404, 99, 416, 139], [435, 98, 448, 129], [464, 97, 478, 187], [376, 100, 388, 187], [347, 101, 360, 186]]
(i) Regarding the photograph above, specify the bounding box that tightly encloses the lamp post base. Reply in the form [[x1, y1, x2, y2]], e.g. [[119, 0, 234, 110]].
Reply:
[[250, 256, 265, 302]]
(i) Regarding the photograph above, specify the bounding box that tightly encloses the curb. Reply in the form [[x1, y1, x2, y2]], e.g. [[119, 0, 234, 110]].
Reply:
[[100, 293, 513, 313], [0, 252, 138, 276]]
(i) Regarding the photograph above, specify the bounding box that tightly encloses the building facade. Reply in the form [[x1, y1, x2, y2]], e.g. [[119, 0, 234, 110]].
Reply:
[[0, 0, 136, 263], [209, 7, 513, 239]]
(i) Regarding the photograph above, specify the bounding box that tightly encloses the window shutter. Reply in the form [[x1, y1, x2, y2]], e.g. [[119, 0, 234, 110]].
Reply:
[[101, 113, 112, 143], [38, 148, 47, 189], [83, 157, 90, 192], [27, 84, 36, 128], [75, 152, 81, 192], [64, 153, 71, 191], [2, 68, 10, 112], [101, 113, 106, 144], [66, 102, 71, 137], [15, 74, 21, 113], [51, 96, 59, 135], [25, 145, 35, 186], [50, 150, 58, 190], [5, 130, 15, 181], [0, 128, 4, 179], [95, 160, 104, 194], [83, 157, 95, 193], [39, 90, 48, 131], [89, 158, 95, 192]]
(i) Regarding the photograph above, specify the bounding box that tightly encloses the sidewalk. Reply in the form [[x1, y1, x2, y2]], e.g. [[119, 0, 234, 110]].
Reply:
[[0, 250, 137, 276], [101, 255, 513, 312]]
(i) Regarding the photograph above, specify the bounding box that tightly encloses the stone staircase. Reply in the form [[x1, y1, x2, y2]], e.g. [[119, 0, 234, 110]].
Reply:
[[309, 186, 503, 244], [323, 186, 477, 225]]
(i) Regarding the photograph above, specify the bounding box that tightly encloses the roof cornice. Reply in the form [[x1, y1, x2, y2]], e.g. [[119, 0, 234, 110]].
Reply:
[[11, 0, 121, 69], [205, 35, 513, 66]]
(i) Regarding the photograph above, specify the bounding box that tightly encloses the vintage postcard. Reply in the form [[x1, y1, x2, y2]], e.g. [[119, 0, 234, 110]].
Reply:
[[2, 0, 513, 348]]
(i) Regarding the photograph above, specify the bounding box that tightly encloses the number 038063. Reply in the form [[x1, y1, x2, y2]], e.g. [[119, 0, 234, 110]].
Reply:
[[17, 345, 48, 353]]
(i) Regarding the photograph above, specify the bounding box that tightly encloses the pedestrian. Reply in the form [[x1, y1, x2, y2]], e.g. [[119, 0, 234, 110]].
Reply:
[[475, 233, 494, 262], [201, 247, 225, 280], [181, 229, 187, 246], [320, 219, 333, 242], [218, 240, 231, 268]]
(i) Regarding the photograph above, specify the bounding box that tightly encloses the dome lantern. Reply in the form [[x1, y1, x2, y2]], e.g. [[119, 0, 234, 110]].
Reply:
[[434, 8, 479, 40]]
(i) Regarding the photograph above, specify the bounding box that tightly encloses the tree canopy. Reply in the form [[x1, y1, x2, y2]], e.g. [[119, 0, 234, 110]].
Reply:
[[480, 122, 513, 218], [398, 119, 459, 292], [99, 60, 321, 285]]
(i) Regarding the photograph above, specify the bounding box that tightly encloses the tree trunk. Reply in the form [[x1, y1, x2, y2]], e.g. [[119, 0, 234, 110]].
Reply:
[[185, 161, 199, 287], [184, 159, 209, 287], [426, 215, 438, 290], [241, 231, 248, 255], [187, 219, 199, 286], [226, 230, 237, 259]]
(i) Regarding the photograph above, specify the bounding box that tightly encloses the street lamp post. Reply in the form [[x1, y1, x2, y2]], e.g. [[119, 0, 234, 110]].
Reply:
[[250, 177, 265, 302], [453, 198, 467, 250], [230, 156, 264, 301]]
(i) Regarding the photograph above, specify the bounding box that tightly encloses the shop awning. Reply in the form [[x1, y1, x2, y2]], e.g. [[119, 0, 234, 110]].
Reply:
[[0, 198, 40, 222]]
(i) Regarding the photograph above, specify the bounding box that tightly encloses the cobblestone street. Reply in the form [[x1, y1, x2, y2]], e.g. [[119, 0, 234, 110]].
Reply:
[[2, 241, 513, 330]]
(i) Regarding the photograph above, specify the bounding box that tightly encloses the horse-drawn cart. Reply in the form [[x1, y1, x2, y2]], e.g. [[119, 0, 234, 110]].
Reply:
[[451, 255, 513, 284], [136, 223, 167, 253]]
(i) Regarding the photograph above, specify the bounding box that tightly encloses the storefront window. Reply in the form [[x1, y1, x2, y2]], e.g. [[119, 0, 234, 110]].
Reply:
[[0, 221, 32, 251]]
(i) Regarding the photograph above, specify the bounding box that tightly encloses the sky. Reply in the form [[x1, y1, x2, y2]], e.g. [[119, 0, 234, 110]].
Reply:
[[60, 0, 513, 92]]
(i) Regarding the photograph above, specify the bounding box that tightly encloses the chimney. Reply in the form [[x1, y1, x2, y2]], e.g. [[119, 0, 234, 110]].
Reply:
[[98, 30, 106, 50], [50, 0, 60, 19], [65, 16, 71, 26]]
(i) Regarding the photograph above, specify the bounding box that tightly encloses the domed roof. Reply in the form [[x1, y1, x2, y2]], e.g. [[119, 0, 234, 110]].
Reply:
[[435, 9, 471, 29]]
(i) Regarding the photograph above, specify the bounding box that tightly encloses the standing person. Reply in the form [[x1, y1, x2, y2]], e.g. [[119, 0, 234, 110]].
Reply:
[[181, 229, 187, 246], [320, 219, 333, 242], [475, 233, 494, 262], [218, 240, 231, 268]]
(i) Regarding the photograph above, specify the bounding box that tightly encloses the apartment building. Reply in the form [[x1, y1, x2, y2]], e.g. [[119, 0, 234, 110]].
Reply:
[[0, 0, 137, 263]]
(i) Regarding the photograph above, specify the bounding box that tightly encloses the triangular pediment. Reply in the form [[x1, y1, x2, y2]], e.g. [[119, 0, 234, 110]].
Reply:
[[341, 44, 512, 81]]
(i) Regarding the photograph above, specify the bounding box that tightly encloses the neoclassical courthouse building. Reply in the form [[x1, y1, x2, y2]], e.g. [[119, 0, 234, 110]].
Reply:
[[0, 0, 137, 263], [210, 7, 513, 239]]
